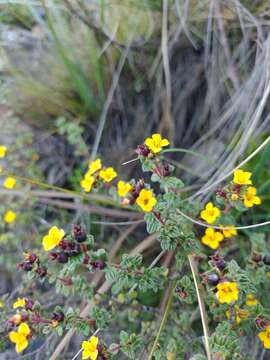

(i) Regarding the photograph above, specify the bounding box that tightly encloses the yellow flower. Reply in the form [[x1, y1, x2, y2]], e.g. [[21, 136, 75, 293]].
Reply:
[[245, 293, 258, 306], [88, 159, 102, 175], [226, 306, 248, 324], [13, 298, 26, 309], [258, 324, 270, 349], [144, 133, 170, 154], [243, 187, 261, 208], [81, 336, 99, 360], [0, 301, 3, 308], [9, 322, 30, 353], [81, 174, 95, 193], [220, 225, 237, 238], [200, 202, 220, 224], [42, 226, 65, 251], [3, 177, 16, 189], [0, 145, 7, 158], [117, 180, 132, 197], [99, 167, 117, 183], [136, 189, 157, 212], [201, 228, 223, 249], [216, 281, 239, 304], [233, 169, 252, 185], [4, 210, 17, 223]]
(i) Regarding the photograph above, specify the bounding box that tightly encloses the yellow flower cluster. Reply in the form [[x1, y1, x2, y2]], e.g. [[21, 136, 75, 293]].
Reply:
[[81, 336, 99, 360], [9, 322, 30, 353], [42, 226, 65, 251], [0, 146, 18, 223], [144, 133, 169, 154], [80, 159, 117, 192], [216, 281, 239, 304], [233, 169, 261, 208]]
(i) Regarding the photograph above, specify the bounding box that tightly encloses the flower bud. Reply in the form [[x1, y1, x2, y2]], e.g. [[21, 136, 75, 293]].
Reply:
[[216, 189, 227, 199], [59, 239, 69, 250], [231, 193, 239, 201], [204, 273, 219, 286], [83, 254, 90, 265], [211, 253, 226, 271], [24, 252, 38, 264], [57, 252, 69, 264], [136, 144, 150, 157], [25, 299, 34, 311], [72, 224, 87, 243], [52, 311, 64, 322], [252, 253, 262, 263], [21, 262, 33, 272], [91, 260, 105, 270], [263, 255, 270, 265], [36, 266, 47, 278], [9, 314, 22, 326]]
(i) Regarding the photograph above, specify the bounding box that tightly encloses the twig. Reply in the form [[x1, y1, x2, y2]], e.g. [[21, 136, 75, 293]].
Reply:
[[188, 254, 212, 360], [177, 208, 270, 230], [147, 280, 177, 360]]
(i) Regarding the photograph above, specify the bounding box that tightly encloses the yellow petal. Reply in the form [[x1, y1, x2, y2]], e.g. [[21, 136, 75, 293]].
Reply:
[[18, 323, 30, 336], [42, 235, 56, 251], [9, 331, 20, 343], [16, 337, 28, 353]]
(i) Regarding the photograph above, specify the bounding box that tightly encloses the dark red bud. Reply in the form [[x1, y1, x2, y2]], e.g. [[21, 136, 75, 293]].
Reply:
[[263, 255, 270, 265], [211, 253, 226, 271], [91, 260, 105, 270], [252, 253, 263, 263], [25, 299, 34, 311], [52, 311, 64, 322], [36, 266, 47, 278], [59, 239, 69, 250], [204, 273, 220, 286], [83, 254, 90, 265], [21, 262, 33, 272], [216, 189, 227, 199], [57, 252, 69, 264], [136, 144, 150, 157], [72, 224, 87, 243]]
